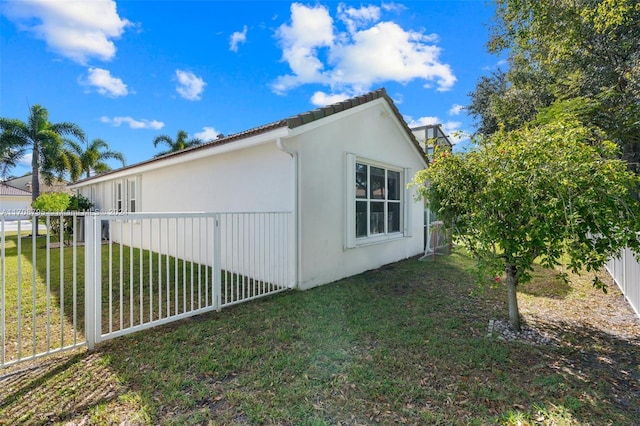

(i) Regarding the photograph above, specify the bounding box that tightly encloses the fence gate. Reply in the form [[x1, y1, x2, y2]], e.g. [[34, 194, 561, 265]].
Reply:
[[1, 211, 293, 368]]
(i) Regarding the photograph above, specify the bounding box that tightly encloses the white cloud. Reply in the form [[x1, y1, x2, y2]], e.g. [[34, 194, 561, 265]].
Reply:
[[405, 116, 469, 145], [449, 104, 464, 116], [273, 3, 456, 99], [406, 116, 439, 127], [273, 3, 335, 93], [175, 70, 206, 101], [2, 0, 131, 64], [337, 4, 380, 33], [100, 116, 164, 130], [381, 3, 407, 13], [18, 153, 32, 168], [194, 127, 221, 141], [483, 59, 508, 71], [229, 25, 248, 52], [310, 91, 351, 106], [82, 67, 128, 97]]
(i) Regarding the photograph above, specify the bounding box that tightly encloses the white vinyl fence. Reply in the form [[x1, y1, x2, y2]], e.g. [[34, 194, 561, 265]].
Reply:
[[606, 247, 640, 319], [1, 211, 293, 368]]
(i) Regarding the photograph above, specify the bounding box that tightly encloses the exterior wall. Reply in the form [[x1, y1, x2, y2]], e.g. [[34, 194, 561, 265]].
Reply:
[[0, 195, 32, 219], [77, 142, 294, 214], [75, 142, 297, 288], [291, 99, 427, 289], [73, 99, 426, 291]]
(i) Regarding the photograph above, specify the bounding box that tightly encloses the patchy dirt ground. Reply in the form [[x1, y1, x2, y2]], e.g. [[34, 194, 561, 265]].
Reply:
[[516, 267, 640, 419]]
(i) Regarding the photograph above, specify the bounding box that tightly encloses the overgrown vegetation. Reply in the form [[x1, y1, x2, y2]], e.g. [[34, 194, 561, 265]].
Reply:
[[469, 0, 640, 172], [1, 250, 638, 425]]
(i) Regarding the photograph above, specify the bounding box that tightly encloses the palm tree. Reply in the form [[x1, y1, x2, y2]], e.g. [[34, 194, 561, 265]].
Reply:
[[66, 138, 126, 181], [0, 104, 85, 201], [152, 130, 202, 157], [0, 105, 84, 235], [0, 143, 27, 180]]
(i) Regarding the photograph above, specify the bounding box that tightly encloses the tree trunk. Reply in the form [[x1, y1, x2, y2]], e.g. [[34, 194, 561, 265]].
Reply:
[[31, 144, 40, 236], [505, 262, 520, 332]]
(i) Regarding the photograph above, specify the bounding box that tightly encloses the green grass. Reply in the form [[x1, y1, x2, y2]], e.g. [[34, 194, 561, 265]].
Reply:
[[1, 234, 281, 365], [1, 247, 639, 425]]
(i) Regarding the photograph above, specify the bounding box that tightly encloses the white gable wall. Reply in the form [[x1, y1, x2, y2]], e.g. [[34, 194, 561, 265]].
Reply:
[[289, 99, 426, 289]]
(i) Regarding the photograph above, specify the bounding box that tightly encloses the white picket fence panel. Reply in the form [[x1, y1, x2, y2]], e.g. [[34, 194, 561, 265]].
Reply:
[[606, 247, 640, 319], [1, 211, 293, 368]]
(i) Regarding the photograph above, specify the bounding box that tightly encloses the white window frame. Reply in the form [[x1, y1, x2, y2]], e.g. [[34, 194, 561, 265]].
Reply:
[[126, 177, 137, 213], [112, 176, 141, 213], [346, 154, 412, 248], [113, 181, 123, 212]]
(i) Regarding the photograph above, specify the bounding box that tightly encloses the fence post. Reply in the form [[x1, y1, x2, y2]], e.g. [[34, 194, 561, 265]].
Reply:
[[84, 215, 96, 350], [213, 214, 222, 312], [84, 214, 103, 350], [622, 247, 627, 295]]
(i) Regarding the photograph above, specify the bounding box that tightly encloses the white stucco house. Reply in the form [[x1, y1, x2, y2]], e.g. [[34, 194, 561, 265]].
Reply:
[[69, 88, 431, 290]]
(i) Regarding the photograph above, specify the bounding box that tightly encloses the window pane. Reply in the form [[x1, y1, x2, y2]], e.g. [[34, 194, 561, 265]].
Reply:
[[130, 200, 136, 213], [387, 170, 400, 201], [370, 201, 385, 234], [356, 201, 367, 237], [388, 202, 400, 233], [370, 167, 385, 199], [355, 163, 367, 199]]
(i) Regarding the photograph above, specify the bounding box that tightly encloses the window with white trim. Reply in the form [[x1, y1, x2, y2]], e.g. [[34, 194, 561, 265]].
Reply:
[[113, 181, 123, 212], [346, 154, 410, 248], [112, 176, 140, 212], [355, 162, 402, 237], [127, 178, 137, 212], [89, 185, 96, 206]]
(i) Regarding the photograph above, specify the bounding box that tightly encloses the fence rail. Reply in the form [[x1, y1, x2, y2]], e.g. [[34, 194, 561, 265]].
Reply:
[[1, 211, 293, 367], [606, 247, 640, 319]]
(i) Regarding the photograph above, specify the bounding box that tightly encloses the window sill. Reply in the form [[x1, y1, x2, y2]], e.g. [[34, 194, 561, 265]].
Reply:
[[351, 232, 406, 248]]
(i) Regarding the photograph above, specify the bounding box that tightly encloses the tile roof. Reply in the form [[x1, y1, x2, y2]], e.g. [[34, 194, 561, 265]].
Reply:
[[72, 87, 425, 185], [0, 183, 32, 196]]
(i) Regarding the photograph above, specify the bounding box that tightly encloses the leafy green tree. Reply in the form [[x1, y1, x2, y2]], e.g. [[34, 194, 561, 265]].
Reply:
[[31, 192, 71, 241], [67, 193, 93, 211], [31, 192, 93, 244], [152, 130, 202, 157], [0, 104, 85, 201], [66, 138, 126, 181], [472, 0, 640, 170], [413, 113, 640, 331], [31, 192, 70, 212]]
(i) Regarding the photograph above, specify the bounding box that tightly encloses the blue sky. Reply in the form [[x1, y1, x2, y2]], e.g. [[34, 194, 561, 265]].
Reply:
[[1, 0, 501, 178]]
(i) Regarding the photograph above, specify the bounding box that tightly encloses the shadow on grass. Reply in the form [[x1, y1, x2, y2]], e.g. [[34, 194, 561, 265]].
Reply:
[[518, 264, 573, 299], [1, 250, 639, 425]]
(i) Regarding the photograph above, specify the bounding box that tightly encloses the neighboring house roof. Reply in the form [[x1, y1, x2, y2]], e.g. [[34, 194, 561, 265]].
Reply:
[[4, 174, 69, 193], [70, 87, 426, 186], [0, 182, 32, 197]]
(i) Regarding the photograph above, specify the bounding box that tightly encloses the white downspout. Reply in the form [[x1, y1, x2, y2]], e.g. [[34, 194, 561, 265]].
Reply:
[[276, 137, 300, 289]]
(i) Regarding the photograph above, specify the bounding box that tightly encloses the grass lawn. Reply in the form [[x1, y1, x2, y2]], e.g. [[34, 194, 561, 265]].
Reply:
[[1, 233, 279, 365], [1, 248, 639, 425]]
